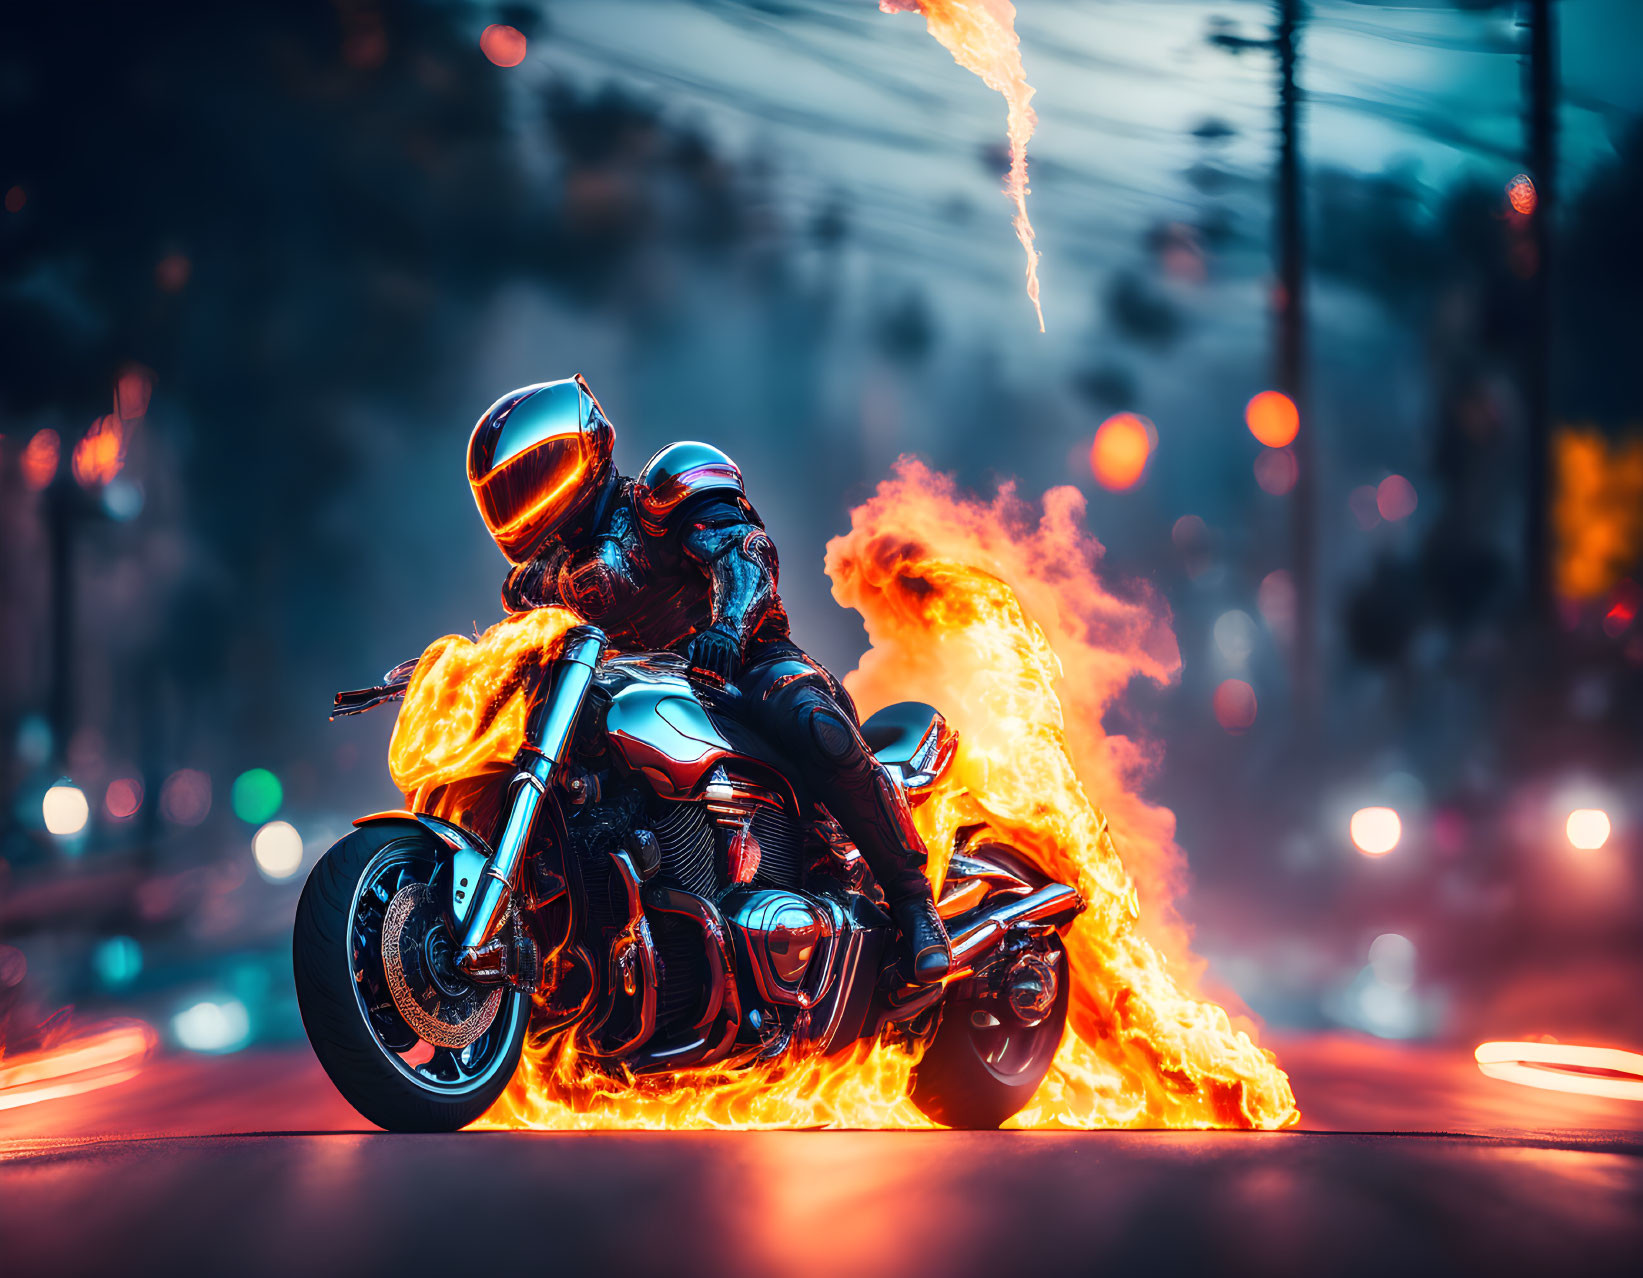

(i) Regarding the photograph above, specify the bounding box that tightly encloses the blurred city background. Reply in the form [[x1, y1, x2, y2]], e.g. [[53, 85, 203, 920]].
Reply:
[[1, 0, 1640, 1114]]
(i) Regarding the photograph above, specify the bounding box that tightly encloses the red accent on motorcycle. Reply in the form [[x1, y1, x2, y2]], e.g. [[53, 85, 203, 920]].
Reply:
[[727, 820, 762, 884]]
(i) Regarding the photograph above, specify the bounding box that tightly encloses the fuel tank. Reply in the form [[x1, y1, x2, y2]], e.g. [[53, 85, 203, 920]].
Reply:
[[595, 654, 797, 807]]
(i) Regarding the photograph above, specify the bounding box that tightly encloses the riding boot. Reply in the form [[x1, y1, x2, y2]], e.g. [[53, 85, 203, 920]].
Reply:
[[746, 670, 954, 984]]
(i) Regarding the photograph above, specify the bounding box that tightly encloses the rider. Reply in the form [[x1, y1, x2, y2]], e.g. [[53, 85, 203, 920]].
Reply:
[[466, 374, 953, 984]]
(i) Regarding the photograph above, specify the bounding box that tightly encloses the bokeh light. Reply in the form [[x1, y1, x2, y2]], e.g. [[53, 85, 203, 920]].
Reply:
[[480, 23, 528, 67], [231, 767, 284, 824], [1367, 933, 1416, 991], [1350, 806, 1402, 856], [159, 769, 212, 826], [104, 777, 143, 820], [1253, 446, 1298, 495], [42, 781, 90, 837], [1257, 570, 1296, 644], [252, 820, 305, 880], [1213, 610, 1258, 666], [92, 935, 143, 988], [1506, 173, 1537, 216], [21, 428, 60, 490], [1376, 474, 1418, 521], [1212, 678, 1257, 733], [1089, 413, 1153, 491], [1244, 390, 1299, 448], [1565, 808, 1611, 850], [172, 998, 250, 1054]]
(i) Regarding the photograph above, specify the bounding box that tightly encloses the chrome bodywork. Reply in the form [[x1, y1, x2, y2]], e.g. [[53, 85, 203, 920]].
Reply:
[[330, 629, 1086, 1083], [633, 440, 746, 535], [457, 625, 607, 972]]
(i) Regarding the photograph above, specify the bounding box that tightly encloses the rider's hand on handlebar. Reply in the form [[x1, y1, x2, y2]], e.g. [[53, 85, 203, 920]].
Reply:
[[683, 623, 741, 684]]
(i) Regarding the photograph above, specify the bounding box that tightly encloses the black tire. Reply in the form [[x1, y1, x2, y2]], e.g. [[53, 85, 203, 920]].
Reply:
[[293, 820, 529, 1132], [909, 936, 1070, 1130]]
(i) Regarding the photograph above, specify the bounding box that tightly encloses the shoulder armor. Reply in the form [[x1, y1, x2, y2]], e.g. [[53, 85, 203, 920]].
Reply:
[[634, 441, 746, 535]]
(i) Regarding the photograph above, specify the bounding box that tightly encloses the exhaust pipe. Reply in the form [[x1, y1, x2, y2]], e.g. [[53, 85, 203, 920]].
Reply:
[[946, 882, 1083, 973]]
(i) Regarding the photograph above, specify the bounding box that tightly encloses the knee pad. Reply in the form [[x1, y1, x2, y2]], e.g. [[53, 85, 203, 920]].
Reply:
[[804, 702, 860, 768]]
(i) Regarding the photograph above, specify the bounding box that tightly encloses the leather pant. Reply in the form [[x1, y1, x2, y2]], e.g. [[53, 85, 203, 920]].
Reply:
[[730, 651, 932, 903]]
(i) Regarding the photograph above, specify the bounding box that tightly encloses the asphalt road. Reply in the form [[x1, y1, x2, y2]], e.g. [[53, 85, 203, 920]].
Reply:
[[3, 1038, 1640, 1277]]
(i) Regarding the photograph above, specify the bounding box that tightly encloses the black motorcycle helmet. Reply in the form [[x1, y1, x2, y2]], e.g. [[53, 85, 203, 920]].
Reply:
[[467, 375, 615, 564]]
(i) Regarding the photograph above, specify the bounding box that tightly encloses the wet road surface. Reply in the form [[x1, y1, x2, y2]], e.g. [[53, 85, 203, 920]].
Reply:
[[3, 1038, 1640, 1277]]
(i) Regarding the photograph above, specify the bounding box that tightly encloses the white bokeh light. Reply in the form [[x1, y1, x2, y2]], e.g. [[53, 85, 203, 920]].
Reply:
[[42, 781, 90, 837], [1565, 808, 1611, 851], [252, 820, 304, 880], [1350, 807, 1402, 856]]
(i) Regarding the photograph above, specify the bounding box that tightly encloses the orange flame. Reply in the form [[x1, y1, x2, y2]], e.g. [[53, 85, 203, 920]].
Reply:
[[388, 606, 582, 806], [881, 0, 1045, 331], [396, 466, 1295, 1129], [829, 461, 1295, 1128]]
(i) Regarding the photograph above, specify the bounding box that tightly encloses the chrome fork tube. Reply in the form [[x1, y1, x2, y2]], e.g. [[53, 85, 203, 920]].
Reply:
[[457, 625, 606, 970]]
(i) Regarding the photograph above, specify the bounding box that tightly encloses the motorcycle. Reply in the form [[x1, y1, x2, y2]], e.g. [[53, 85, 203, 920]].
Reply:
[[294, 624, 1085, 1130]]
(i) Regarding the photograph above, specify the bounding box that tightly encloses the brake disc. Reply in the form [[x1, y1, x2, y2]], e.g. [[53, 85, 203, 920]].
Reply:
[[381, 883, 503, 1049]]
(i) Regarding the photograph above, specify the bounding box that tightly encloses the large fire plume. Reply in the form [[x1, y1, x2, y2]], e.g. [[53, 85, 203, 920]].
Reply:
[[828, 460, 1295, 1128], [393, 465, 1296, 1129], [880, 0, 1045, 332]]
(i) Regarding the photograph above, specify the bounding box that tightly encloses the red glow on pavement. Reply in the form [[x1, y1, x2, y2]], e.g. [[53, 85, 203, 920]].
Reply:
[[1212, 678, 1257, 733], [4, 185, 25, 214], [480, 24, 527, 68], [1245, 390, 1299, 448], [1090, 413, 1152, 490], [1254, 446, 1298, 496], [1376, 474, 1417, 521]]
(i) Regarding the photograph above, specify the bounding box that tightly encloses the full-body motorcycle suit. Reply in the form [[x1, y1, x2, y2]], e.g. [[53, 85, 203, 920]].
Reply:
[[469, 379, 952, 983]]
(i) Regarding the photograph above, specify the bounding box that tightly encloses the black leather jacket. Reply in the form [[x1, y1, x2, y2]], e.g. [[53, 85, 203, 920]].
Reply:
[[502, 442, 794, 664]]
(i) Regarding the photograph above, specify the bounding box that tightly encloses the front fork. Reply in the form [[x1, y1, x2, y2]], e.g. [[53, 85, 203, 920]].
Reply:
[[455, 624, 607, 978]]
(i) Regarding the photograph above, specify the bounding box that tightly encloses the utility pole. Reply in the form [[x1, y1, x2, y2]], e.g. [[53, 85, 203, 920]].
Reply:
[[1522, 0, 1557, 621], [1274, 0, 1314, 716], [1210, 1, 1315, 719]]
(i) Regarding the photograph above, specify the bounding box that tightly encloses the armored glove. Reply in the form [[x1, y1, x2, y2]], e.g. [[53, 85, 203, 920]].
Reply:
[[682, 622, 742, 683]]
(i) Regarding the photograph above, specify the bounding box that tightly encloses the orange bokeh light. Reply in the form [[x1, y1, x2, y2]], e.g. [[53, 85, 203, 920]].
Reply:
[[1090, 413, 1153, 491], [1507, 173, 1537, 217], [480, 24, 527, 68], [1245, 390, 1299, 449], [1212, 678, 1257, 733]]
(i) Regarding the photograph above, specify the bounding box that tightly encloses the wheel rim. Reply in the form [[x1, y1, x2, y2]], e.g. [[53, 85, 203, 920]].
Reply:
[[963, 1004, 1061, 1083], [345, 840, 525, 1096]]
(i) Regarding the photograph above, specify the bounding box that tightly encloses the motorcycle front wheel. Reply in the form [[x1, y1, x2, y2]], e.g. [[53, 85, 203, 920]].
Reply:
[[293, 820, 529, 1132]]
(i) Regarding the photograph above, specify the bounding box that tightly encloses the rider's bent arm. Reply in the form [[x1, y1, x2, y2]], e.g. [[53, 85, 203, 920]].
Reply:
[[678, 496, 779, 650]]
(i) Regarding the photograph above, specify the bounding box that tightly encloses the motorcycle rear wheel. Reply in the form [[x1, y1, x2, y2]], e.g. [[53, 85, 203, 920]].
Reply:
[[293, 820, 528, 1132], [909, 936, 1069, 1130]]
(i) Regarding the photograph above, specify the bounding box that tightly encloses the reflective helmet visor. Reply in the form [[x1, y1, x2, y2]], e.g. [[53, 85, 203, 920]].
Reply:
[[469, 380, 606, 563]]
